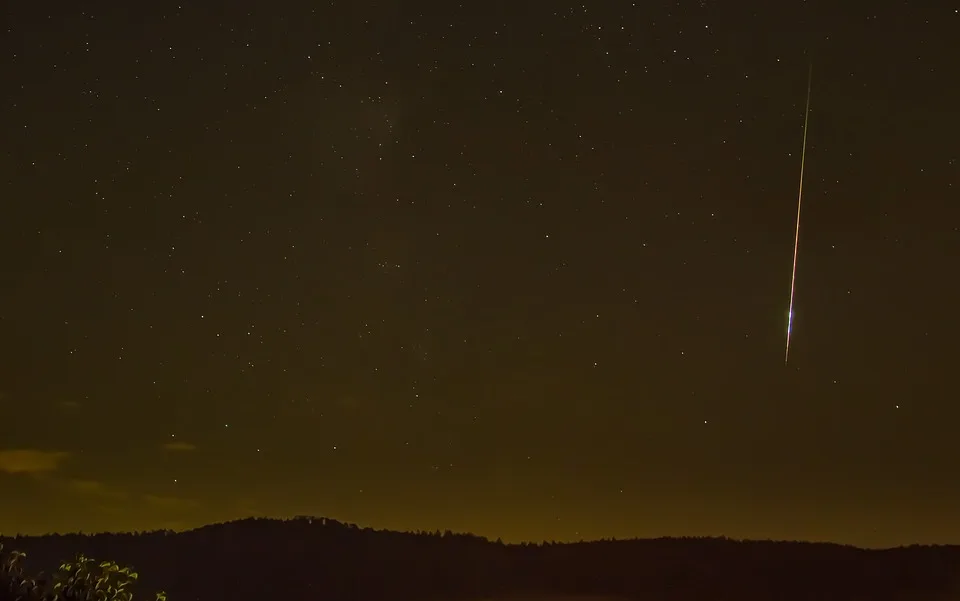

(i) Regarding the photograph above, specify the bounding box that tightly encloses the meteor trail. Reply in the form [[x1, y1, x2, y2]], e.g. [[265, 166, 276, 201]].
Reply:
[[785, 64, 813, 365]]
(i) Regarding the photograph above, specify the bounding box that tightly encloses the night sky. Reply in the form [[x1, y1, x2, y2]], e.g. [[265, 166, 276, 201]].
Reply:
[[2, 1, 958, 548]]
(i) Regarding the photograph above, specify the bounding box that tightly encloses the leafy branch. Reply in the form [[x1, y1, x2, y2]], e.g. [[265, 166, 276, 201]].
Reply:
[[1, 544, 165, 601]]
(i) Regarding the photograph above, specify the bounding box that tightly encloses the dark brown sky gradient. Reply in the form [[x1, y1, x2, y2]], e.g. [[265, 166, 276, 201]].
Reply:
[[1, 1, 957, 548]]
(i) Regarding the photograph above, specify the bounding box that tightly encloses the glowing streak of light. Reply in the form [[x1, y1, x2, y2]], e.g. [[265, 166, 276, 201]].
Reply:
[[785, 64, 813, 365]]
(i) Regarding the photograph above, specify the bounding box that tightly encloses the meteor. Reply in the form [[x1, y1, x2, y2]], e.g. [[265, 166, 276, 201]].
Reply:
[[785, 64, 813, 365]]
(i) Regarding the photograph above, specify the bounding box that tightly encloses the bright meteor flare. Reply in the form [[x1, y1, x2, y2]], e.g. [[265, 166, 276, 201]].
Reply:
[[785, 64, 813, 365]]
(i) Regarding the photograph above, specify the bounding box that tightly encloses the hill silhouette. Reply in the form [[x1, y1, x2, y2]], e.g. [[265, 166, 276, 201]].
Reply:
[[4, 517, 960, 600]]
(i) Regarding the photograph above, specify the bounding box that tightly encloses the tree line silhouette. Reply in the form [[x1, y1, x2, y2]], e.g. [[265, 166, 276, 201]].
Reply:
[[4, 517, 960, 601]]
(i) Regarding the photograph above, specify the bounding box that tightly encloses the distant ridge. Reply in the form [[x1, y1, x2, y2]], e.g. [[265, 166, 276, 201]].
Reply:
[[4, 516, 960, 601], [7, 514, 949, 550]]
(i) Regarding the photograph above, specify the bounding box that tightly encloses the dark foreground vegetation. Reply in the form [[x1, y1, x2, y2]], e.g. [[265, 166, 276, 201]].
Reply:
[[4, 517, 960, 601], [1, 543, 165, 601]]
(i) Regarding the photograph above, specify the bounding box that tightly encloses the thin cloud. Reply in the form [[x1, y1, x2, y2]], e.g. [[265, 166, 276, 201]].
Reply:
[[0, 449, 69, 474], [162, 441, 197, 452], [65, 478, 129, 501], [143, 494, 200, 510]]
